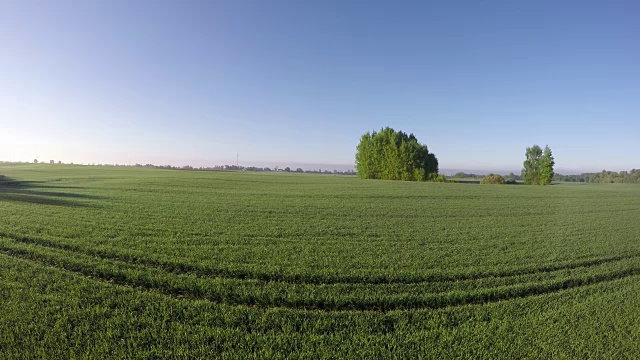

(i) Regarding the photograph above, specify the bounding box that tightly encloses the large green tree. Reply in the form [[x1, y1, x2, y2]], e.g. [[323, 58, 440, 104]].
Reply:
[[355, 127, 438, 181], [522, 145, 555, 185]]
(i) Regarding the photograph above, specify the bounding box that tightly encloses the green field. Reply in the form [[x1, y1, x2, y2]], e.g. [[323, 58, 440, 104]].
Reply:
[[1, 164, 639, 358]]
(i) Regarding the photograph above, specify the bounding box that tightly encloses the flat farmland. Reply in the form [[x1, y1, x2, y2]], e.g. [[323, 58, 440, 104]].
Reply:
[[1, 164, 639, 358]]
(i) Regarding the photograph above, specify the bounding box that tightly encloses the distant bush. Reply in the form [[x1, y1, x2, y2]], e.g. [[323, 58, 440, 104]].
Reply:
[[505, 178, 517, 185], [430, 174, 448, 183], [451, 172, 483, 179], [480, 174, 505, 184]]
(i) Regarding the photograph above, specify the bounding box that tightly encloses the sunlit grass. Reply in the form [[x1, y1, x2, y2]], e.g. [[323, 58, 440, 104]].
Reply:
[[1, 164, 639, 357]]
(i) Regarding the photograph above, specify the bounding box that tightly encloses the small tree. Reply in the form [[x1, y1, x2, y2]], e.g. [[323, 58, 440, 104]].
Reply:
[[522, 145, 555, 185], [539, 146, 555, 185]]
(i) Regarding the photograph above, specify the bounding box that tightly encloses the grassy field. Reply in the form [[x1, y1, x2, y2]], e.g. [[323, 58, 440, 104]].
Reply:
[[1, 164, 640, 358]]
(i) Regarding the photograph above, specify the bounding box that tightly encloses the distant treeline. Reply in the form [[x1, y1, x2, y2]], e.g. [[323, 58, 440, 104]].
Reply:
[[554, 169, 640, 184], [0, 161, 356, 175], [132, 164, 357, 175], [449, 172, 484, 179], [450, 172, 523, 181]]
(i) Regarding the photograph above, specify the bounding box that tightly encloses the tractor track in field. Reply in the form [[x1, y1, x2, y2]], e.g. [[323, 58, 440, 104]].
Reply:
[[2, 240, 640, 313], [1, 231, 639, 286]]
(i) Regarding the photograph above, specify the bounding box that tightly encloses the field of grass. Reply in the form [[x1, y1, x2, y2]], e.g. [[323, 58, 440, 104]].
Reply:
[[1, 164, 640, 358]]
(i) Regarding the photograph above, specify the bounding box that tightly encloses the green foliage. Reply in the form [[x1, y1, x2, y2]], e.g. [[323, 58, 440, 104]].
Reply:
[[556, 169, 640, 184], [480, 173, 505, 184], [540, 146, 555, 185], [355, 127, 438, 181], [430, 174, 448, 183], [452, 172, 484, 179], [1, 165, 640, 357], [522, 145, 555, 185], [522, 145, 542, 185]]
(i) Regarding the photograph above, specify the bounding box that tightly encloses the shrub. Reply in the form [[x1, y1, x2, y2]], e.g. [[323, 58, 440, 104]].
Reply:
[[480, 174, 505, 184], [430, 174, 448, 183]]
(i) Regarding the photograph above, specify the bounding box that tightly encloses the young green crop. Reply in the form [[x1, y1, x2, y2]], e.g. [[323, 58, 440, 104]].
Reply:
[[1, 164, 640, 358]]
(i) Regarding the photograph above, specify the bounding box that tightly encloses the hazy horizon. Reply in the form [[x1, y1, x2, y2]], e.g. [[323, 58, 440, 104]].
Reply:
[[2, 1, 639, 172], [2, 156, 634, 176]]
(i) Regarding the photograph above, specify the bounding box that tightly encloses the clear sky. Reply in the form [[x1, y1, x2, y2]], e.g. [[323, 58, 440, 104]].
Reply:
[[2, 0, 639, 172]]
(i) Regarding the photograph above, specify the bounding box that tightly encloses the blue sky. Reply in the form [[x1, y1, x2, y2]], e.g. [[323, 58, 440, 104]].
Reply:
[[2, 0, 639, 172]]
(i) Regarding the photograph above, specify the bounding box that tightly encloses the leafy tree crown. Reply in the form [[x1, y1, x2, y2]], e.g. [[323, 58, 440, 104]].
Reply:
[[355, 127, 438, 181]]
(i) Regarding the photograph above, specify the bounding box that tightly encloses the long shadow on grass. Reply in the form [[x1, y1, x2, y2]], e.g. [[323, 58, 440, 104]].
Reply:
[[0, 178, 102, 207], [0, 179, 83, 189]]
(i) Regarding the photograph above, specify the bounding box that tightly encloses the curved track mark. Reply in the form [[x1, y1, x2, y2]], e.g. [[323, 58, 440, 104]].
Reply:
[[1, 246, 639, 312], [2, 232, 638, 285]]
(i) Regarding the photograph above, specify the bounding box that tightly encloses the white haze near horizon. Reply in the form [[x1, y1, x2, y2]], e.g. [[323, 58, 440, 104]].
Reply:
[[0, 147, 631, 176], [0, 137, 634, 175]]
